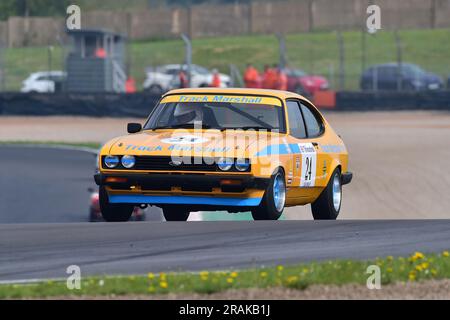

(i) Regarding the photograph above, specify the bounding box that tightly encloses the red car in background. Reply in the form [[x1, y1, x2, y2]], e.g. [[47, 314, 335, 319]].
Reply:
[[89, 189, 146, 222], [285, 68, 329, 97]]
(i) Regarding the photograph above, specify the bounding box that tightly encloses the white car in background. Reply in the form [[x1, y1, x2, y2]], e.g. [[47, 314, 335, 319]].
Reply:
[[143, 64, 231, 94], [21, 71, 66, 93]]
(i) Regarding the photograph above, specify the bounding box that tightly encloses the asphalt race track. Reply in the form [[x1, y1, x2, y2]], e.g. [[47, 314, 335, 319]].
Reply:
[[0, 146, 450, 281], [1, 219, 450, 281], [0, 146, 96, 223]]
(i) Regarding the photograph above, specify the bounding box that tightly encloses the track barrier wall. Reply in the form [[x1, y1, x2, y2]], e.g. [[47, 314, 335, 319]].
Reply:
[[0, 91, 450, 117]]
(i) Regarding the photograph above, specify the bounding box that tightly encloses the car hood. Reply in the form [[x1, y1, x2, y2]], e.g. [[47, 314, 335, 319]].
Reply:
[[107, 129, 281, 158], [300, 75, 328, 85], [424, 73, 443, 84]]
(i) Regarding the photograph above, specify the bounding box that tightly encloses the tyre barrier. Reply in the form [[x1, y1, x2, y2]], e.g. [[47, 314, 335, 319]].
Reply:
[[0, 91, 450, 117], [336, 91, 450, 111], [0, 92, 161, 117]]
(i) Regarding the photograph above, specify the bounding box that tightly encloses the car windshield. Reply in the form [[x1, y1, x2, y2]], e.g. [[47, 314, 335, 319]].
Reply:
[[402, 64, 425, 77], [190, 65, 210, 75], [145, 96, 285, 132], [290, 69, 307, 77]]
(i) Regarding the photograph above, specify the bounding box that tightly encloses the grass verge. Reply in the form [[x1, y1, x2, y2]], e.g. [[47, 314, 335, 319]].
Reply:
[[1, 250, 449, 299]]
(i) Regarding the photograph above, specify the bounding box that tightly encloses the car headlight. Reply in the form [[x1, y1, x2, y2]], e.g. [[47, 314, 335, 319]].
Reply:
[[104, 155, 119, 168], [217, 157, 233, 171], [121, 155, 136, 169], [235, 159, 250, 172]]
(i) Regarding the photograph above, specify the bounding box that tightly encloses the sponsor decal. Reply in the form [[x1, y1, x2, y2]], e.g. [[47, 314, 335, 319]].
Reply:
[[298, 143, 317, 187], [321, 144, 345, 153], [161, 135, 209, 145], [161, 94, 282, 107], [125, 144, 162, 152]]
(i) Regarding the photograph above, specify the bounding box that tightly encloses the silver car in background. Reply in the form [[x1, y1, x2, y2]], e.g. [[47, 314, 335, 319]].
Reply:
[[143, 64, 231, 94]]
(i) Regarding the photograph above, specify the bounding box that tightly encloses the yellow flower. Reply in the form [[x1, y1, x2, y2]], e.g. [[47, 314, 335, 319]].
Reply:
[[199, 271, 209, 277], [230, 272, 238, 278], [443, 251, 449, 257], [160, 281, 168, 289], [410, 252, 424, 262], [226, 278, 234, 284], [277, 265, 284, 272], [147, 273, 155, 280], [159, 272, 167, 281], [386, 267, 393, 273], [387, 256, 394, 262], [420, 262, 429, 269], [199, 271, 209, 281], [431, 269, 438, 276], [286, 276, 298, 284], [260, 272, 268, 278], [415, 265, 423, 272], [408, 271, 416, 281], [302, 268, 309, 273], [148, 286, 155, 293]]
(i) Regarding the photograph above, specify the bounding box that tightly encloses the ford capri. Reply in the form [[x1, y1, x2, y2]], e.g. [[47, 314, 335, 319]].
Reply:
[[94, 88, 352, 221]]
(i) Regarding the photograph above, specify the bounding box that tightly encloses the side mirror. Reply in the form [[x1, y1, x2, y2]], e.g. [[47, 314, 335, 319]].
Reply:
[[127, 123, 142, 134]]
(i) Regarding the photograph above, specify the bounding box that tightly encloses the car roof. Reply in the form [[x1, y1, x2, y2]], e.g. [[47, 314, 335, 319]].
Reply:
[[164, 87, 309, 102], [32, 71, 65, 76], [368, 62, 418, 69]]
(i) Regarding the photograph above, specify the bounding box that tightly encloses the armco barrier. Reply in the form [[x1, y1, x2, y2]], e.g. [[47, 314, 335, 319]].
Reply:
[[1, 91, 450, 117], [336, 91, 450, 111], [0, 92, 161, 117]]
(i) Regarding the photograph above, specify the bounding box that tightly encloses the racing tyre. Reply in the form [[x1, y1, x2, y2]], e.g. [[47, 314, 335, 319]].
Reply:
[[163, 206, 190, 221], [311, 168, 341, 220], [251, 169, 285, 220], [99, 186, 134, 222]]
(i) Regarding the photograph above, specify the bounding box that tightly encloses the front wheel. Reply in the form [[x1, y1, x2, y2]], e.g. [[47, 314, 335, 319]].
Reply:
[[311, 168, 342, 220], [251, 169, 285, 220], [99, 186, 134, 222], [163, 206, 190, 221]]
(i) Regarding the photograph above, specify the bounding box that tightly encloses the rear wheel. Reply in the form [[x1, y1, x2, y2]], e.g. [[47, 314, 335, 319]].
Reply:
[[163, 206, 190, 221], [99, 186, 134, 222], [311, 168, 342, 220], [251, 169, 285, 220]]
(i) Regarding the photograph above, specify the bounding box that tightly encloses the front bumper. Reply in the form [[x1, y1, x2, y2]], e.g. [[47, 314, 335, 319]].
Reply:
[[94, 173, 269, 207], [94, 173, 269, 190]]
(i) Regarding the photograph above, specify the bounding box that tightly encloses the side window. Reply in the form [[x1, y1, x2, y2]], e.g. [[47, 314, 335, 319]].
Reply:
[[300, 103, 323, 137], [286, 100, 306, 139]]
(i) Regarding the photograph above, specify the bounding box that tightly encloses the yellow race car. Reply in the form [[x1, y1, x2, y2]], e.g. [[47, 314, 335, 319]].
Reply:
[[94, 88, 352, 221]]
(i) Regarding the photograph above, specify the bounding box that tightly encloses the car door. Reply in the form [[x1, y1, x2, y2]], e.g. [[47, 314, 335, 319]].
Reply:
[[285, 99, 325, 194]]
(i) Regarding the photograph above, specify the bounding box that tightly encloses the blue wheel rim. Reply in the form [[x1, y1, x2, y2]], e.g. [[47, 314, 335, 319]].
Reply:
[[273, 173, 286, 212]]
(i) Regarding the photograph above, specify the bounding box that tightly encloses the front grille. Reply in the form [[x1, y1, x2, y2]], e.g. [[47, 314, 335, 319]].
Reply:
[[134, 156, 217, 171]]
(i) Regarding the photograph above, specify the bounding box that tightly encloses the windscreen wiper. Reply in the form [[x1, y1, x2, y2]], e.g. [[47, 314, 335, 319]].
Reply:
[[152, 123, 213, 130], [221, 126, 276, 131]]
